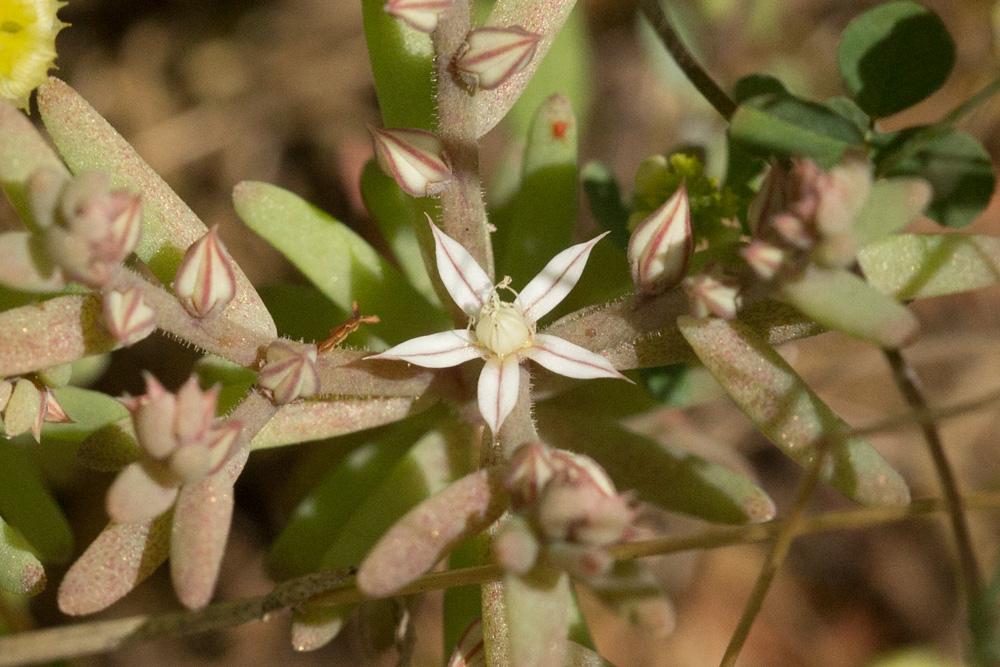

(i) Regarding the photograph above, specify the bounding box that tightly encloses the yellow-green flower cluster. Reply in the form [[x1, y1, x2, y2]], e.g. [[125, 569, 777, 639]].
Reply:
[[630, 153, 741, 245], [0, 0, 65, 108]]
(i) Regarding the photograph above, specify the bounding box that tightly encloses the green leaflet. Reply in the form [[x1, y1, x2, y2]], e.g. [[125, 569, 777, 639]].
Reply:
[[0, 516, 45, 596], [233, 181, 445, 346], [678, 316, 910, 506], [837, 1, 954, 118], [859, 233, 1000, 300], [42, 386, 129, 444], [729, 92, 864, 168], [852, 178, 931, 247], [0, 440, 73, 563], [494, 94, 578, 290], [780, 265, 919, 349], [537, 406, 775, 524]]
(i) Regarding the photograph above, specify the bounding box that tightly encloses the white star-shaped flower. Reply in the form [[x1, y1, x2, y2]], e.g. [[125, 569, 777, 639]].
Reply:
[[368, 223, 629, 434]]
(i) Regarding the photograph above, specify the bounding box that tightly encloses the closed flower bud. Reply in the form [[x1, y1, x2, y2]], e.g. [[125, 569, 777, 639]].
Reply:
[[371, 127, 453, 198], [537, 482, 632, 547], [549, 449, 617, 497], [741, 240, 786, 281], [42, 172, 142, 288], [32, 388, 72, 443], [505, 442, 555, 508], [747, 162, 791, 236], [627, 184, 692, 296], [544, 542, 614, 579], [173, 225, 237, 319], [683, 273, 741, 320], [258, 341, 320, 405], [169, 420, 241, 483], [453, 26, 541, 92], [102, 287, 156, 346], [384, 0, 453, 33]]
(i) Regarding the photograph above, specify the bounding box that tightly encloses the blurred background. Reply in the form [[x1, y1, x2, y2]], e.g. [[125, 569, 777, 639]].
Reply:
[[4, 0, 1000, 664]]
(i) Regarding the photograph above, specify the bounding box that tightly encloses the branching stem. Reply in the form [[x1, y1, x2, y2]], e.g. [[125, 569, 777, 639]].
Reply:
[[637, 0, 736, 121], [883, 348, 982, 610], [5, 491, 1000, 666]]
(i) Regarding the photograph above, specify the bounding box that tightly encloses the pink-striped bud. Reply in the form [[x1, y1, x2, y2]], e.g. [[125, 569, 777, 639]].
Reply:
[[747, 161, 791, 235], [453, 26, 541, 91], [537, 482, 633, 547], [173, 226, 237, 319], [627, 184, 692, 296], [683, 273, 741, 320], [32, 388, 73, 443], [258, 341, 320, 405], [447, 618, 486, 667], [741, 240, 786, 281], [384, 0, 453, 33], [371, 127, 453, 198], [505, 442, 556, 508], [548, 449, 617, 497], [42, 172, 142, 288], [102, 287, 156, 346]]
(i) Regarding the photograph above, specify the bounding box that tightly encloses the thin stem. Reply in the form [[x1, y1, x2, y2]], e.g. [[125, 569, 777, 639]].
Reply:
[[5, 491, 1000, 666], [883, 348, 982, 609], [637, 0, 737, 121], [719, 433, 831, 666], [941, 75, 1000, 126]]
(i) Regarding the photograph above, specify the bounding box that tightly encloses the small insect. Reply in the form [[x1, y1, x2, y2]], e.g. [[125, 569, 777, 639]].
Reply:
[[317, 301, 380, 353]]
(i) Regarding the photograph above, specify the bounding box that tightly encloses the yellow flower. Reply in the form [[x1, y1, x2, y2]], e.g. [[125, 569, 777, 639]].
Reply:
[[0, 0, 65, 108]]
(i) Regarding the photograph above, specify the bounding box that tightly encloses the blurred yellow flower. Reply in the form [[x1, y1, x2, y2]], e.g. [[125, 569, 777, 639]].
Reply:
[[0, 0, 65, 108]]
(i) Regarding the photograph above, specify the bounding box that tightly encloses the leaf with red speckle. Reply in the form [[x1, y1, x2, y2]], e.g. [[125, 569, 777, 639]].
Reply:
[[0, 516, 45, 596]]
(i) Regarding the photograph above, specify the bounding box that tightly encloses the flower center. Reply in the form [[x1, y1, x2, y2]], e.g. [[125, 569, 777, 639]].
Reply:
[[475, 296, 533, 357]]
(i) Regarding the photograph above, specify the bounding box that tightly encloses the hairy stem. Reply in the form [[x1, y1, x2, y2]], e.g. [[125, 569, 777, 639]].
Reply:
[[637, 0, 736, 121], [433, 2, 495, 288], [719, 435, 831, 666], [4, 491, 1000, 665], [883, 348, 982, 609]]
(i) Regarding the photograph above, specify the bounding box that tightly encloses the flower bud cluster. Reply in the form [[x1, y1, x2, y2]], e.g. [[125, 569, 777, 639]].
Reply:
[[29, 169, 142, 288], [123, 374, 241, 485], [495, 443, 635, 579], [257, 340, 320, 405], [742, 158, 872, 282], [0, 372, 72, 443]]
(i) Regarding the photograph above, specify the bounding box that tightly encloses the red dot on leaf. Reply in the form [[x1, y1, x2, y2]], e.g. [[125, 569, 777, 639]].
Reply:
[[551, 120, 569, 139]]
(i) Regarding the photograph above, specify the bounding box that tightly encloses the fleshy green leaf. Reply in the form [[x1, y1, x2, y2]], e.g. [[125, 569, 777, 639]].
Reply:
[[678, 316, 911, 506], [193, 355, 257, 415], [361, 0, 435, 129], [259, 284, 348, 342], [729, 92, 864, 168], [823, 96, 871, 135], [0, 100, 68, 226], [0, 440, 74, 562], [731, 74, 787, 104], [267, 414, 435, 579], [853, 178, 931, 246], [582, 161, 630, 250], [293, 423, 476, 651], [233, 181, 444, 346], [780, 265, 919, 348], [37, 79, 275, 339], [494, 94, 578, 288], [537, 406, 775, 524], [360, 161, 439, 305], [0, 516, 45, 596], [837, 1, 954, 118], [879, 128, 996, 229], [859, 233, 1000, 300]]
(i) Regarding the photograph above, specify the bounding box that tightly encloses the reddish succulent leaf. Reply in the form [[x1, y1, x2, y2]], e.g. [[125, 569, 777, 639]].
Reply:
[[252, 396, 426, 449], [504, 567, 572, 667], [58, 513, 172, 615], [0, 232, 65, 292], [0, 295, 117, 377], [357, 467, 507, 596], [0, 101, 68, 223], [37, 78, 276, 341], [315, 349, 438, 398], [169, 473, 234, 610]]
